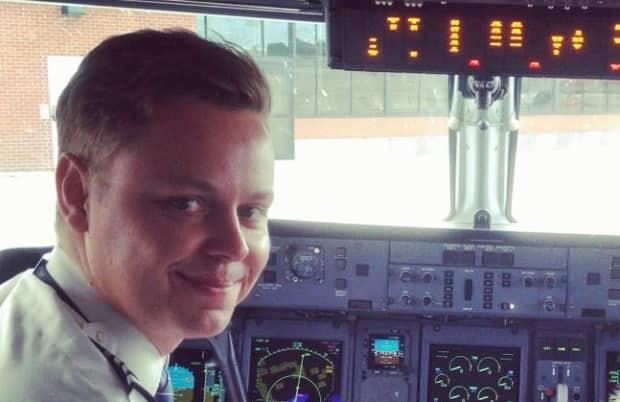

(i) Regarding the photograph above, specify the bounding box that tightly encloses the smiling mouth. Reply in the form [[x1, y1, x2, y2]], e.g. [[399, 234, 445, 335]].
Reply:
[[174, 271, 237, 293]]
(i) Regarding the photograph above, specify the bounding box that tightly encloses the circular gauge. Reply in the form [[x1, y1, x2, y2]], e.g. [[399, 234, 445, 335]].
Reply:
[[497, 375, 514, 391], [476, 386, 498, 401], [288, 247, 322, 280], [448, 385, 471, 401], [449, 355, 473, 374], [255, 348, 337, 402], [434, 373, 451, 388], [477, 356, 501, 375]]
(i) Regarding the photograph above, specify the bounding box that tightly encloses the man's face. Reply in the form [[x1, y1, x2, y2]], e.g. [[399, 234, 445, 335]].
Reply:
[[81, 98, 274, 349]]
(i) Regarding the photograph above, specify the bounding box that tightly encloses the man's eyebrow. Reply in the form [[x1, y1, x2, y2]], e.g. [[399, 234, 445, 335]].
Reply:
[[249, 190, 275, 204], [152, 176, 274, 202]]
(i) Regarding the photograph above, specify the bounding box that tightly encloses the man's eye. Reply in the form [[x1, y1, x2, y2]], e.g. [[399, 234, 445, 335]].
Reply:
[[168, 198, 204, 213], [239, 206, 267, 220]]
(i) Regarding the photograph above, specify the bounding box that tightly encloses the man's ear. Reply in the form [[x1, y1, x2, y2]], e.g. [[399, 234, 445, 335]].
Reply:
[[56, 153, 90, 233]]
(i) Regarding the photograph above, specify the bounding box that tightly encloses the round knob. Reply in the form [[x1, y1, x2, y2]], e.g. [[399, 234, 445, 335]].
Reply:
[[545, 276, 556, 289], [400, 272, 413, 283], [543, 300, 555, 312], [423, 272, 434, 283], [522, 275, 535, 288], [423, 296, 433, 306], [400, 295, 412, 306]]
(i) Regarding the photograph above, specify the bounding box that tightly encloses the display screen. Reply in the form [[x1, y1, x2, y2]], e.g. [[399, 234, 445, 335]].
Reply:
[[249, 337, 343, 402], [368, 334, 405, 370], [328, 0, 620, 79], [607, 351, 620, 401], [168, 348, 225, 402], [428, 344, 520, 402]]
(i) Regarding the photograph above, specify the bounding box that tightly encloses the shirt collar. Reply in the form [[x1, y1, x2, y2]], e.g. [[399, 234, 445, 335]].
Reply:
[[46, 246, 166, 395]]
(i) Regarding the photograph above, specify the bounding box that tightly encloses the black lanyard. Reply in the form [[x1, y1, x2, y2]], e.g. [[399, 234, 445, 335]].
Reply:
[[33, 260, 161, 402]]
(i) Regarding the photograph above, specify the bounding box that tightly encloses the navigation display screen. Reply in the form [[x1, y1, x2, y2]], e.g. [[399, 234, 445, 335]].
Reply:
[[249, 337, 343, 402], [328, 0, 620, 79], [428, 344, 520, 402], [368, 334, 405, 370], [607, 351, 620, 401], [168, 347, 225, 402]]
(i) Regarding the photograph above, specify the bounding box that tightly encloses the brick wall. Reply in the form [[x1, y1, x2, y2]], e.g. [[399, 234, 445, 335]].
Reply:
[[0, 2, 195, 171]]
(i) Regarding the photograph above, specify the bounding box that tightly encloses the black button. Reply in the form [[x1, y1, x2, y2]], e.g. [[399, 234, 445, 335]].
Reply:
[[443, 301, 453, 308], [335, 247, 347, 257], [356, 264, 370, 277], [335, 278, 347, 290], [443, 250, 458, 265], [484, 272, 494, 279], [501, 302, 511, 310], [444, 293, 453, 300], [484, 279, 493, 286], [444, 278, 454, 285], [500, 252, 515, 267], [502, 280, 511, 287], [502, 273, 512, 279], [484, 287, 493, 294], [444, 286, 453, 293], [483, 302, 493, 309], [263, 270, 277, 283], [335, 258, 347, 271], [484, 295, 493, 301], [444, 270, 454, 278], [482, 252, 498, 266], [587, 272, 601, 285], [461, 251, 475, 265]]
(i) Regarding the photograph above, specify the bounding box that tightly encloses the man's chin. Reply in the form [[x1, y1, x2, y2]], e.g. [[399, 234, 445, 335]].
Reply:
[[183, 309, 234, 339]]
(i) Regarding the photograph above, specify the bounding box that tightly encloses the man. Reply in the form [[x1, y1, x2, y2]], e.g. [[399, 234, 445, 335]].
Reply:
[[0, 29, 274, 401]]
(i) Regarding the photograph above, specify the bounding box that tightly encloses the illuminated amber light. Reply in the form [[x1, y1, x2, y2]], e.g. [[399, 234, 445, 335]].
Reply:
[[408, 17, 421, 32], [615, 23, 620, 30], [387, 16, 400, 31], [510, 21, 524, 48], [489, 20, 503, 48], [449, 19, 461, 54], [529, 61, 541, 69], [367, 37, 379, 57], [551, 35, 564, 56], [409, 50, 419, 58], [571, 29, 584, 51]]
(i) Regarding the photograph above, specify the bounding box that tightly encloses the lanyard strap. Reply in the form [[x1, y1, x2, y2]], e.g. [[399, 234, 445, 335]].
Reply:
[[33, 260, 159, 402]]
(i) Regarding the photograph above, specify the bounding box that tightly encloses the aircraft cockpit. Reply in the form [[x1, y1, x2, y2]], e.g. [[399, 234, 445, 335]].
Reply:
[[1, 0, 620, 401]]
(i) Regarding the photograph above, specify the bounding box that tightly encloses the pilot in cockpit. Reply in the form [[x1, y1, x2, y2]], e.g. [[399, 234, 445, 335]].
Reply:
[[0, 28, 275, 402]]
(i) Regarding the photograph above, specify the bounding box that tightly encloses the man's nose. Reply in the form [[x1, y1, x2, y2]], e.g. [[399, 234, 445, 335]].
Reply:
[[205, 211, 250, 262]]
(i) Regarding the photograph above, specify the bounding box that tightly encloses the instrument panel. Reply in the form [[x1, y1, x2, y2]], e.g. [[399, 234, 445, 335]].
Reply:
[[170, 220, 620, 402]]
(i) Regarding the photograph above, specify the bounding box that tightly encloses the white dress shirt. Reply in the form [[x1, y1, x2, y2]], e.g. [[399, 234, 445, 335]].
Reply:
[[0, 246, 167, 402]]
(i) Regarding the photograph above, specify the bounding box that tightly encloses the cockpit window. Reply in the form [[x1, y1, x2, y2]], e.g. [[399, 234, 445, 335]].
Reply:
[[0, 1, 618, 251]]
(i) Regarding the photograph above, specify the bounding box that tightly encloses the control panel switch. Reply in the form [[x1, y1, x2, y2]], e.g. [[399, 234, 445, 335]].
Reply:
[[522, 275, 535, 288], [543, 300, 556, 312]]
